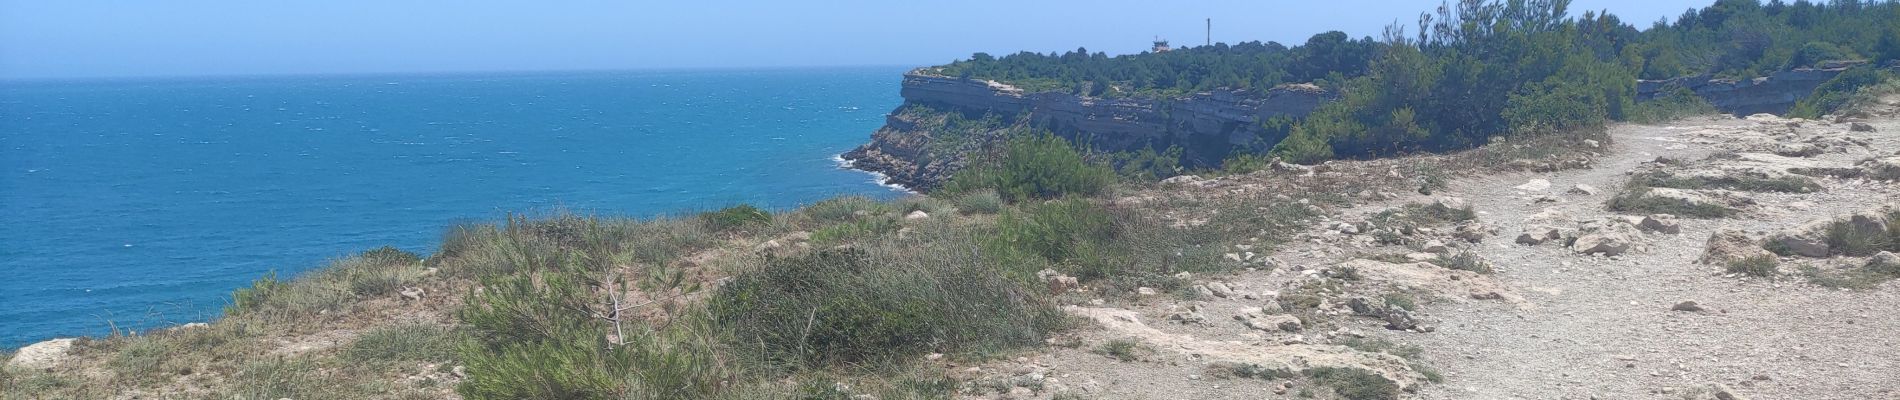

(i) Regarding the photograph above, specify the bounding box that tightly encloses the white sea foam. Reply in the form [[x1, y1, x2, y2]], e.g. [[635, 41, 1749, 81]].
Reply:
[[833, 154, 917, 194]]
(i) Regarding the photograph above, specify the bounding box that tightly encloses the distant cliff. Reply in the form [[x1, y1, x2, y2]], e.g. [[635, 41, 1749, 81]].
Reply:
[[842, 70, 1332, 191], [1637, 61, 1865, 116]]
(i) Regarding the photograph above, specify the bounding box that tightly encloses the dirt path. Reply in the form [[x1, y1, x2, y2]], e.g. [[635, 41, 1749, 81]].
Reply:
[[1406, 116, 1900, 399], [955, 101, 1899, 399]]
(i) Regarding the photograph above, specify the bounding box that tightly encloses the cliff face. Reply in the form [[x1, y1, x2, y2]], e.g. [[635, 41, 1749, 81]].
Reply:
[[1637, 62, 1862, 116], [843, 71, 1331, 191]]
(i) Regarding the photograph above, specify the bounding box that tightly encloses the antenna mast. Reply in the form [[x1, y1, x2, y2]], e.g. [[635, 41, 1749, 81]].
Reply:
[[1206, 18, 1211, 46]]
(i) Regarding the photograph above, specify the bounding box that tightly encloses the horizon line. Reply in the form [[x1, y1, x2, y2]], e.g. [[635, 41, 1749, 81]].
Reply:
[[0, 63, 925, 84]]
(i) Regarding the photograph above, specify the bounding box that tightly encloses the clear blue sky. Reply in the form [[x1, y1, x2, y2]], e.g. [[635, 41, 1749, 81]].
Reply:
[[0, 0, 1712, 80]]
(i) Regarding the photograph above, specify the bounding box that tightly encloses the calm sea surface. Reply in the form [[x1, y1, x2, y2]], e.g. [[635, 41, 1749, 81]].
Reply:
[[0, 67, 907, 348]]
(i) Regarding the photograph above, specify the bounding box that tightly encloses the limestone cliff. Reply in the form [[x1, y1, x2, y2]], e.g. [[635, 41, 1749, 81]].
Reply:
[[842, 70, 1331, 191], [1637, 61, 1866, 116]]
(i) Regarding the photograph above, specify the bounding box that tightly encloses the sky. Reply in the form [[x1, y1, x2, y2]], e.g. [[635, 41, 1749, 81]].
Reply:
[[0, 0, 1714, 80]]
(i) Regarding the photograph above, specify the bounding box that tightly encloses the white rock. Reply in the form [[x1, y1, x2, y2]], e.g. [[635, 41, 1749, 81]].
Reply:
[[1567, 184, 1598, 196], [6, 338, 76, 370], [905, 210, 930, 220], [1514, 179, 1552, 192]]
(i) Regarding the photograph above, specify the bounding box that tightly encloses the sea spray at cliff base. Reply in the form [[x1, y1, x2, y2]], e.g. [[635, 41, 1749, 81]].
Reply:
[[0, 67, 907, 348]]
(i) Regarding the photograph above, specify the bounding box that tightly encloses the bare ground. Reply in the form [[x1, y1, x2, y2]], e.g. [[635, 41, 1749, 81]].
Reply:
[[961, 102, 1900, 399]]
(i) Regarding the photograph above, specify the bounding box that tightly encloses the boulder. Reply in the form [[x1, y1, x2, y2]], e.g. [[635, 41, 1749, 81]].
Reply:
[[905, 210, 930, 220], [1870, 251, 1900, 267], [1768, 220, 1833, 258], [1699, 229, 1774, 265], [1567, 184, 1598, 196], [1850, 122, 1876, 132], [1573, 232, 1633, 256], [1421, 240, 1449, 254], [1205, 281, 1236, 298], [1236, 307, 1302, 332], [6, 338, 76, 370], [399, 286, 425, 301]]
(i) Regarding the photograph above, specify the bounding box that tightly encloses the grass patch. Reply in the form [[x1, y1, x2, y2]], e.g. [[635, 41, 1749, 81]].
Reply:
[[711, 246, 1063, 371], [1428, 251, 1493, 274], [344, 324, 458, 364], [225, 246, 428, 318], [700, 204, 772, 233], [1092, 339, 1146, 362], [1824, 217, 1895, 257], [1803, 258, 1900, 290], [950, 189, 1005, 215], [1726, 256, 1779, 277], [1630, 171, 1821, 193], [1304, 367, 1401, 400], [1606, 185, 1734, 218]]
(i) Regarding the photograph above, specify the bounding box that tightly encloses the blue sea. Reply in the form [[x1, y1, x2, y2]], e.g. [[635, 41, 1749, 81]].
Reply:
[[0, 67, 908, 348]]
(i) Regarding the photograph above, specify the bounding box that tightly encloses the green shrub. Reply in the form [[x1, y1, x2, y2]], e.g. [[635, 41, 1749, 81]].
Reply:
[[710, 247, 1061, 370], [1303, 367, 1401, 400], [941, 133, 1116, 203], [225, 272, 285, 316], [700, 204, 772, 233], [1220, 152, 1273, 174], [1627, 87, 1717, 123], [1790, 67, 1886, 119], [1785, 41, 1851, 70]]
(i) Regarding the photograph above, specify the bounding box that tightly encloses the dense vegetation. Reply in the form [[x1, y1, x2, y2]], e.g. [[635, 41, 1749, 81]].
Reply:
[[933, 0, 1900, 165]]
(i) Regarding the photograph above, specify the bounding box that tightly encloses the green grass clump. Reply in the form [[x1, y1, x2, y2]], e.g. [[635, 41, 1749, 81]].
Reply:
[[1303, 367, 1402, 400], [1093, 339, 1146, 362], [941, 133, 1116, 203], [1726, 256, 1780, 277], [710, 246, 1062, 371], [951, 189, 1005, 215], [1370, 202, 1475, 233], [810, 215, 900, 245], [1606, 186, 1734, 218], [700, 204, 772, 233], [1429, 251, 1493, 274], [345, 324, 458, 364], [988, 198, 1121, 279], [224, 247, 427, 318], [1824, 218, 1895, 257]]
